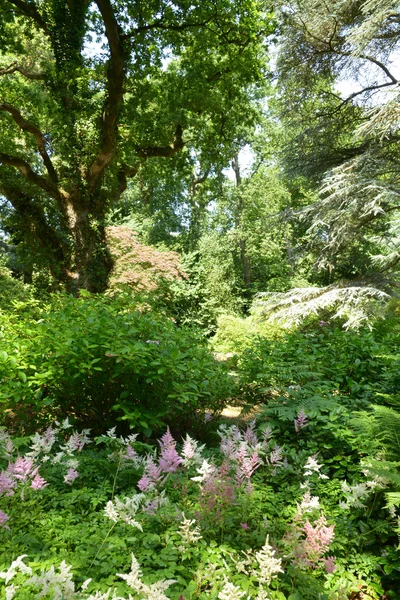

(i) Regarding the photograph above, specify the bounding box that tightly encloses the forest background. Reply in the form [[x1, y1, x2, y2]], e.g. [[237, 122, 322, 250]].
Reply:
[[1, 1, 400, 599]]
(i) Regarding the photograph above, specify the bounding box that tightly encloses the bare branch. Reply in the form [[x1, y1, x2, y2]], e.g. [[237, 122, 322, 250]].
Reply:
[[0, 61, 45, 80], [86, 0, 126, 192], [0, 102, 58, 184]]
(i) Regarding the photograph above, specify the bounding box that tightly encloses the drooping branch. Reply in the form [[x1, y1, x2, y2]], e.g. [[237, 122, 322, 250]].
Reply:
[[135, 124, 185, 158], [0, 61, 45, 80], [86, 0, 126, 193], [5, 0, 48, 32], [0, 103, 58, 183], [0, 152, 60, 198]]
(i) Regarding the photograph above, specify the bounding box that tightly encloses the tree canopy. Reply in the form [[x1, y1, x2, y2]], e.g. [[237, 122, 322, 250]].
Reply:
[[0, 0, 273, 292]]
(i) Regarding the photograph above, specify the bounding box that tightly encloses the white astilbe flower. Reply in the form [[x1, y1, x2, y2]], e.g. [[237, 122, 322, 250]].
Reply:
[[340, 480, 377, 509], [218, 578, 247, 600], [27, 428, 57, 460], [61, 429, 92, 455], [177, 514, 202, 550], [0, 555, 32, 584], [304, 456, 328, 479], [104, 501, 119, 522], [298, 491, 320, 514], [104, 495, 144, 529], [25, 561, 75, 600], [5, 584, 18, 600], [254, 589, 271, 600], [191, 459, 215, 483], [181, 434, 205, 466], [254, 536, 284, 586], [0, 428, 14, 457], [117, 553, 176, 599]]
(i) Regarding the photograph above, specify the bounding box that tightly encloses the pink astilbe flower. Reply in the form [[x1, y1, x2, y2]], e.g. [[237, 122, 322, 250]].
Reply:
[[0, 470, 16, 496], [322, 556, 337, 573], [8, 457, 39, 482], [197, 462, 236, 524], [269, 445, 283, 466], [158, 429, 182, 473], [31, 474, 48, 490], [138, 457, 164, 491], [303, 514, 335, 566], [234, 446, 262, 492], [243, 421, 258, 446], [64, 430, 91, 453], [220, 436, 236, 460], [123, 443, 138, 460], [294, 409, 308, 432], [64, 467, 79, 485], [0, 509, 10, 529]]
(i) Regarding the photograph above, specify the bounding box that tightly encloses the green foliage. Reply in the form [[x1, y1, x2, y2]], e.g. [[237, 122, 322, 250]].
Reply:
[[237, 325, 387, 407], [0, 267, 33, 312], [0, 293, 234, 436]]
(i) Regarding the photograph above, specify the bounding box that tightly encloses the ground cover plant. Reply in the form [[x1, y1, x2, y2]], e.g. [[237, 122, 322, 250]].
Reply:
[[1, 361, 400, 600]]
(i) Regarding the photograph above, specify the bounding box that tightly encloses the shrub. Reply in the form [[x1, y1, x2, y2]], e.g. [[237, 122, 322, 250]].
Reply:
[[0, 294, 234, 436]]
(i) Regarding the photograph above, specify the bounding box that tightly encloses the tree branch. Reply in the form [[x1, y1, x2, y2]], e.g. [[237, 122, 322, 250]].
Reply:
[[116, 163, 141, 197], [5, 0, 48, 32], [123, 15, 215, 38], [0, 152, 59, 198], [135, 124, 185, 158], [86, 0, 126, 193], [0, 61, 45, 80], [0, 183, 71, 281], [0, 102, 58, 184]]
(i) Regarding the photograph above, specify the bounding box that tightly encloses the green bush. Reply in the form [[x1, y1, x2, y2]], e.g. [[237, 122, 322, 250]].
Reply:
[[0, 294, 234, 436], [236, 324, 399, 410], [212, 313, 286, 355]]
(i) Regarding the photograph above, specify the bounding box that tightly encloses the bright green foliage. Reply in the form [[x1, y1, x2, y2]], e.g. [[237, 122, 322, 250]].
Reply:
[[0, 0, 274, 292], [237, 324, 398, 411], [0, 294, 234, 435]]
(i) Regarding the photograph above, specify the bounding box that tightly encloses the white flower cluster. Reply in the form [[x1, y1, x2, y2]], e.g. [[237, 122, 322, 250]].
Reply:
[[218, 578, 247, 600], [104, 494, 145, 529], [177, 514, 202, 551], [298, 491, 320, 515], [303, 456, 329, 480], [191, 459, 215, 483], [0, 556, 76, 600], [254, 536, 284, 586], [117, 554, 176, 600], [340, 479, 381, 510], [0, 554, 176, 600], [181, 434, 205, 466]]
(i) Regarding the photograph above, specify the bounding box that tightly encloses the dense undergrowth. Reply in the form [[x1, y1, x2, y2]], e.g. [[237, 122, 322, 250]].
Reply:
[[1, 293, 400, 598]]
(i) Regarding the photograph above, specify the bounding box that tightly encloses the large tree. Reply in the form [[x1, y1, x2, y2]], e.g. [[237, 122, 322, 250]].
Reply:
[[274, 0, 400, 281], [0, 0, 272, 292]]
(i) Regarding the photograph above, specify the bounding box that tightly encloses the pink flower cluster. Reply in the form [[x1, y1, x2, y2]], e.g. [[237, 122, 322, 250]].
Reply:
[[138, 428, 182, 491], [303, 514, 335, 563], [0, 456, 48, 528]]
